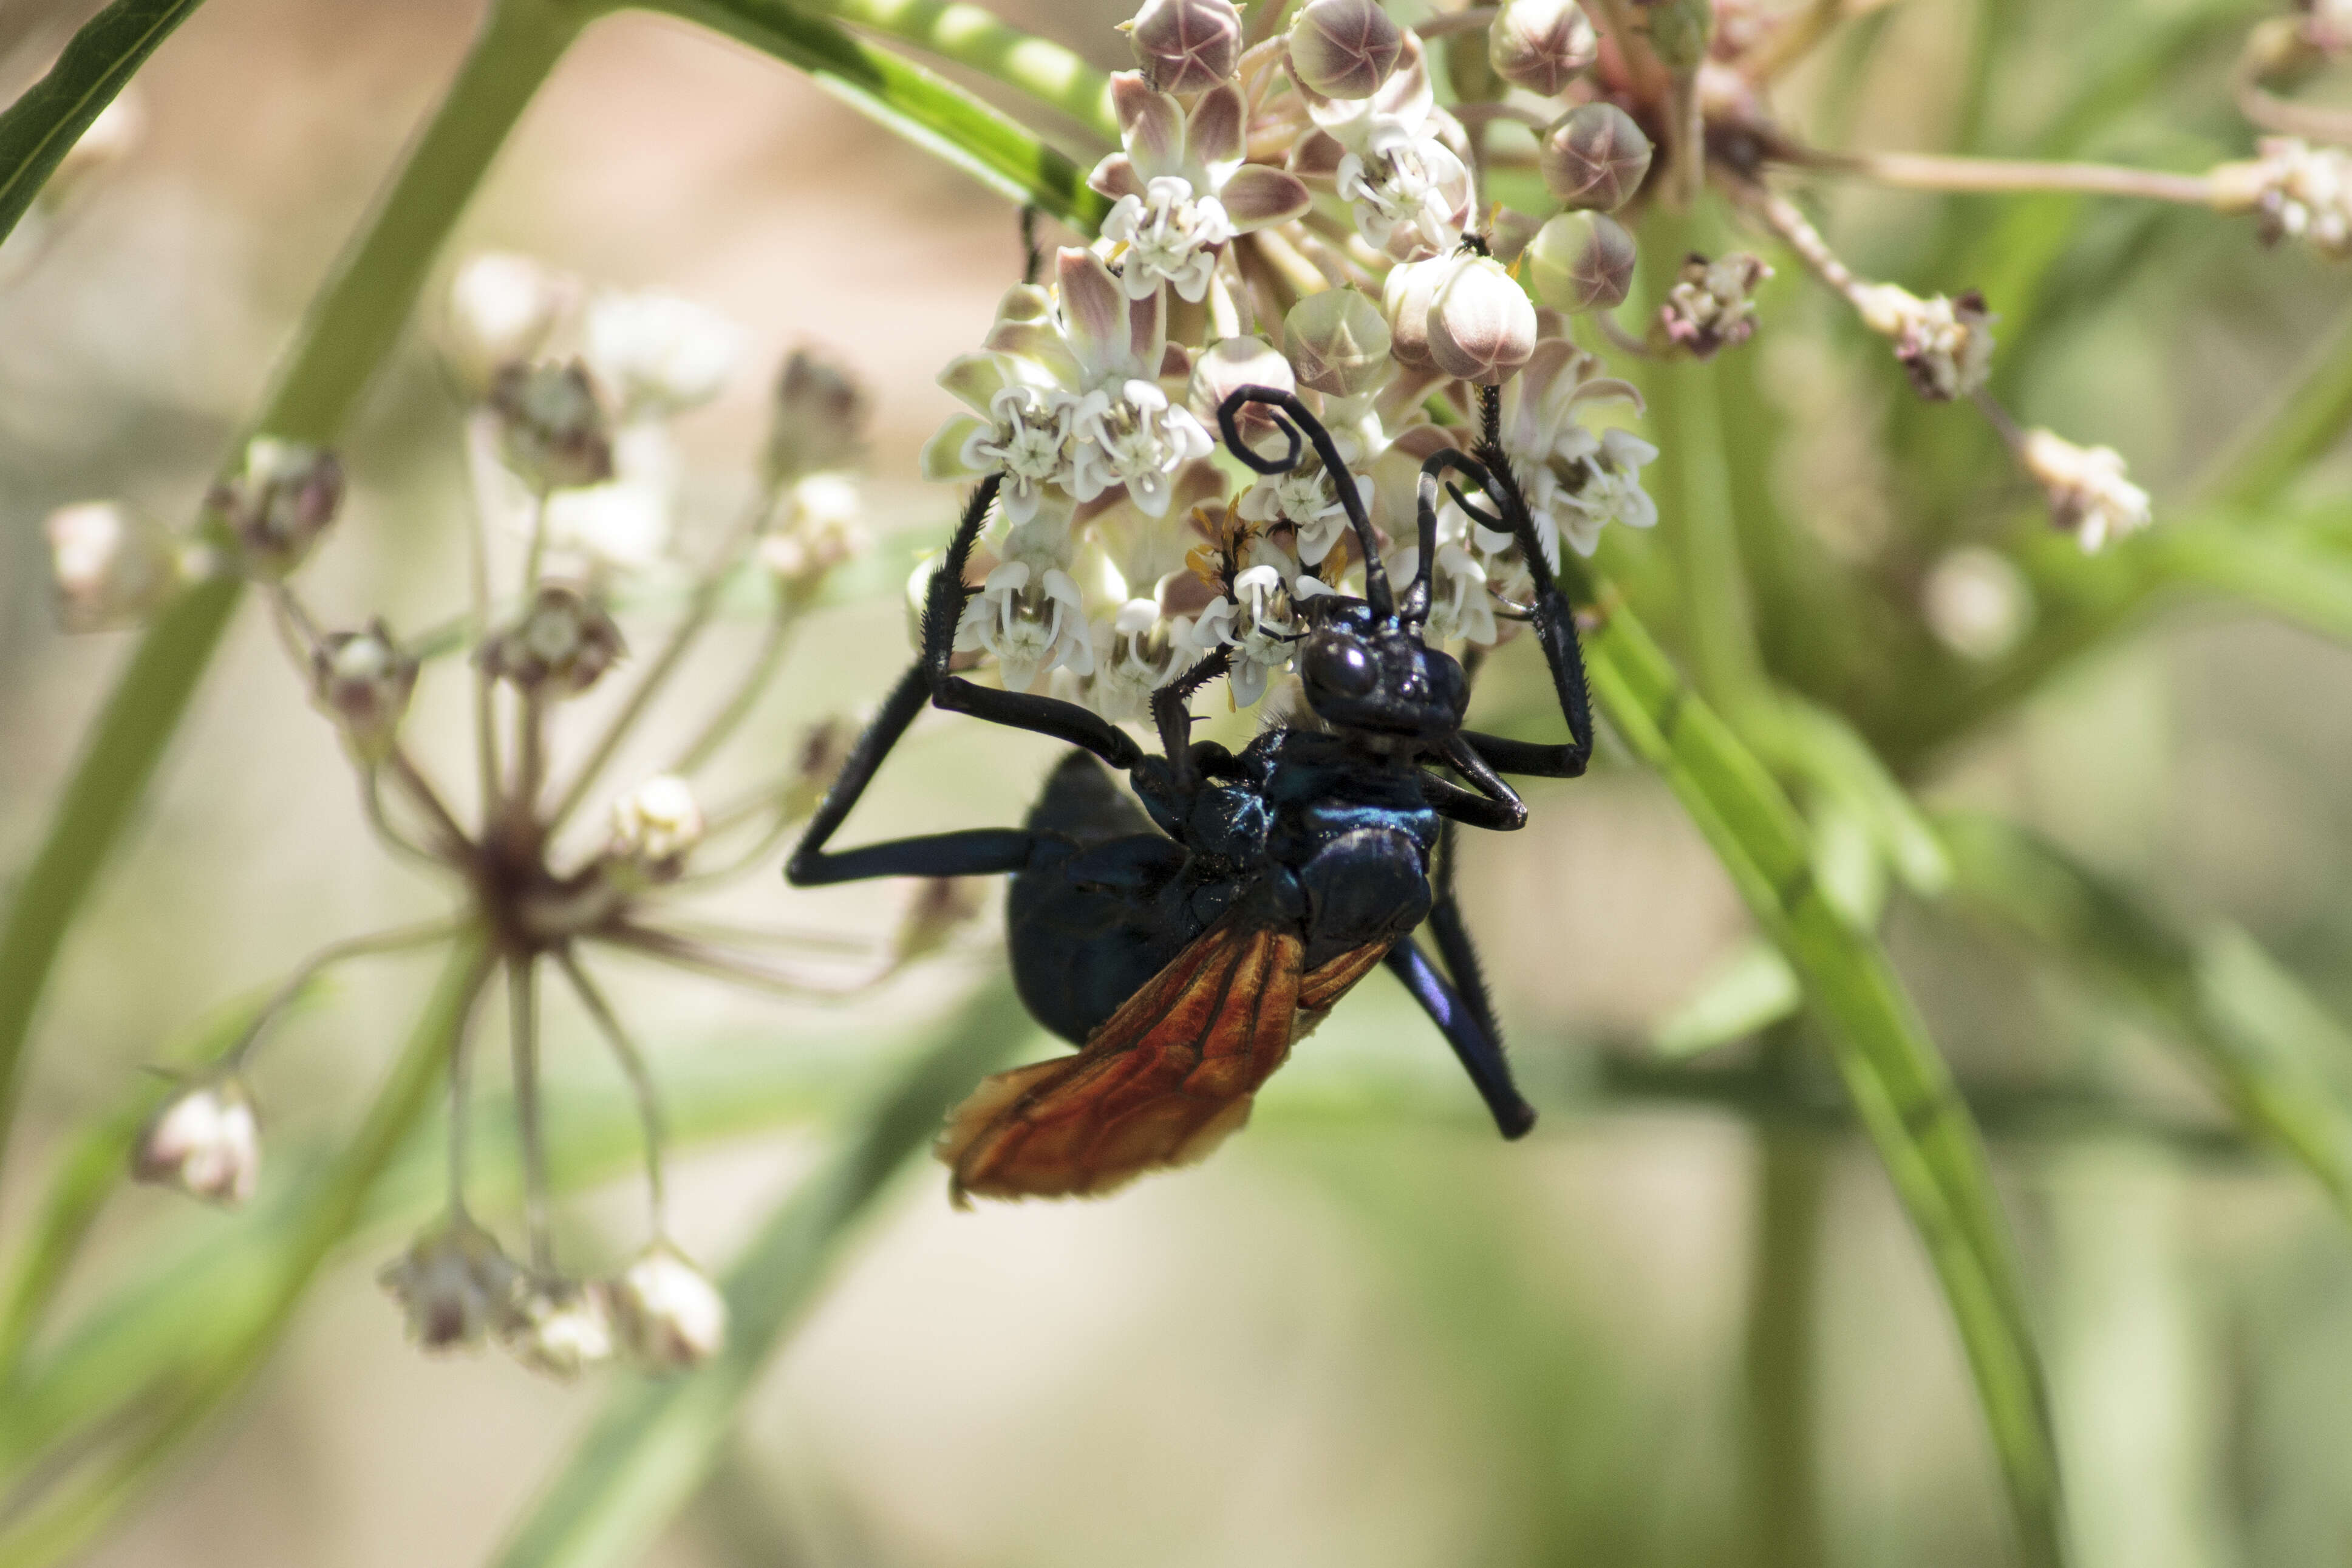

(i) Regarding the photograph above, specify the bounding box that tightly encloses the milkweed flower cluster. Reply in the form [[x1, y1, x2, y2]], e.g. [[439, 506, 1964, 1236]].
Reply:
[[920, 0, 1666, 717], [80, 258, 981, 1380]]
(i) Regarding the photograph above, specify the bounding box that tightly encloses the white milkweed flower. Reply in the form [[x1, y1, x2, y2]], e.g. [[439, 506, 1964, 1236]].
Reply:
[[2019, 428, 2152, 553], [1483, 338, 1651, 566], [1092, 73, 1311, 303], [133, 1078, 261, 1205], [1852, 284, 1996, 401], [1086, 598, 1184, 720], [504, 1278, 617, 1380], [1239, 461, 1374, 567], [584, 289, 747, 418], [1185, 544, 1319, 708], [610, 774, 704, 873], [955, 522, 1097, 693], [1389, 509, 1498, 648], [1297, 36, 1473, 262], [611, 1244, 729, 1370], [541, 422, 680, 576], [446, 252, 568, 386], [929, 356, 1074, 526], [378, 1213, 523, 1350], [760, 471, 868, 585], [44, 500, 184, 632]]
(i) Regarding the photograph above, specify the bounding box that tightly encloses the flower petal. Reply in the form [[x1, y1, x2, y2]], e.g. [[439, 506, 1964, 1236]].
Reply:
[[1289, 129, 1346, 182], [1114, 75, 1187, 181], [1057, 247, 1129, 383], [1188, 83, 1247, 171], [922, 416, 990, 482], [1219, 165, 1312, 230], [938, 351, 1011, 413], [1089, 153, 1145, 202]]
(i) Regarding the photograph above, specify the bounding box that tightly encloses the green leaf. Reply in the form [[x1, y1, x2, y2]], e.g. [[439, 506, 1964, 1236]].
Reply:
[[0, 0, 206, 251], [1652, 938, 1802, 1058], [0, 933, 491, 1568], [490, 980, 1035, 1568], [1569, 578, 2069, 1568], [1764, 695, 1952, 897], [2195, 300, 2352, 513], [1938, 811, 2352, 1226], [790, 0, 1116, 143], [649, 0, 1111, 233]]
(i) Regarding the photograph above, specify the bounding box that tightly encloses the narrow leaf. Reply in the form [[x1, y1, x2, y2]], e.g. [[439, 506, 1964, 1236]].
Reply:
[[1653, 938, 1802, 1058]]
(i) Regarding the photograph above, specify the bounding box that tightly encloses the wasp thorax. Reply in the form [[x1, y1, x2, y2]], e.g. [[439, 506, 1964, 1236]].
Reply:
[[1527, 211, 1637, 315], [310, 619, 418, 762], [1487, 0, 1596, 96], [1128, 0, 1242, 94], [1286, 0, 1403, 98], [490, 360, 615, 492], [480, 584, 625, 695], [210, 437, 346, 579]]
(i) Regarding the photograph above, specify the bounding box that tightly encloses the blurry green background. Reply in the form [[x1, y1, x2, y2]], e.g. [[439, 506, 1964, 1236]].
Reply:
[[6, 0, 2352, 1564]]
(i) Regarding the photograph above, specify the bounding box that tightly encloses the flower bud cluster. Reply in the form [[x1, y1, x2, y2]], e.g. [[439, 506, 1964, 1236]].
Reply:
[[2213, 138, 2352, 261], [1853, 284, 1996, 402], [1660, 253, 1771, 358]]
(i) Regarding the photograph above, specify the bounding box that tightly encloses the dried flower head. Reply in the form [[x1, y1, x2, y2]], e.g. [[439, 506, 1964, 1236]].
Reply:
[[380, 1214, 523, 1350], [2019, 428, 2152, 552], [490, 360, 616, 491], [611, 1246, 729, 1370], [1853, 285, 1995, 401], [1660, 252, 1771, 358], [209, 437, 346, 578], [132, 1078, 261, 1205], [44, 500, 185, 632], [480, 585, 626, 695]]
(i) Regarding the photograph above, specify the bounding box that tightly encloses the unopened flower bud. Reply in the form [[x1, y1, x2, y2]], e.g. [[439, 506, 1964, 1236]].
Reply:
[[208, 437, 345, 578], [1923, 546, 2031, 660], [310, 619, 418, 762], [1488, 0, 1596, 96], [45, 501, 182, 631], [132, 1077, 260, 1205], [760, 473, 868, 587], [1539, 102, 1651, 211], [765, 346, 870, 483], [490, 361, 615, 492], [1659, 251, 1770, 358], [1382, 254, 1458, 370], [1487, 206, 1544, 266], [446, 253, 567, 389], [1127, 0, 1242, 94], [1284, 288, 1391, 396], [610, 774, 704, 878], [380, 1213, 523, 1350], [1287, 0, 1403, 98], [1190, 335, 1296, 449], [1427, 256, 1536, 384], [611, 1245, 729, 1370], [2211, 137, 2352, 261], [480, 584, 625, 695], [2019, 428, 2151, 553], [585, 289, 746, 418], [1853, 284, 1995, 401], [893, 876, 986, 966], [503, 1278, 616, 1380], [1526, 211, 1637, 314]]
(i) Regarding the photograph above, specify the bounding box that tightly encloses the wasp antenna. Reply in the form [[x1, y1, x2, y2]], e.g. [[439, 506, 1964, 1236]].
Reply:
[[1216, 385, 1392, 621]]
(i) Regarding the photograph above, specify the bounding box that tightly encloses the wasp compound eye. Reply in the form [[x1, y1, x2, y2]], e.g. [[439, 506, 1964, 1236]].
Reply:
[[1304, 633, 1377, 698]]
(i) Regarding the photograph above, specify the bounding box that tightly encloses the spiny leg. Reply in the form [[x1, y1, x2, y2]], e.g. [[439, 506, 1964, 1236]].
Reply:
[[1385, 934, 1536, 1137]]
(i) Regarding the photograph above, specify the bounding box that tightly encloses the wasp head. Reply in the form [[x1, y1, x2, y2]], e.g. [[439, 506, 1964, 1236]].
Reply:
[[1297, 596, 1468, 745]]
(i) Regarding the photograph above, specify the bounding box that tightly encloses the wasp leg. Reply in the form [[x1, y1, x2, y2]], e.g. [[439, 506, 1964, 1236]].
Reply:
[[1385, 939, 1536, 1139], [1420, 734, 1529, 831]]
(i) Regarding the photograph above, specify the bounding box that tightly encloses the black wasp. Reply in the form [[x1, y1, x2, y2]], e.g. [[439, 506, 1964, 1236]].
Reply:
[[788, 385, 1597, 1204]]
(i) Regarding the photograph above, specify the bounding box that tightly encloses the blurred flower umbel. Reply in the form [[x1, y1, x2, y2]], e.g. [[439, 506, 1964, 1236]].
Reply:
[[83, 264, 984, 1379]]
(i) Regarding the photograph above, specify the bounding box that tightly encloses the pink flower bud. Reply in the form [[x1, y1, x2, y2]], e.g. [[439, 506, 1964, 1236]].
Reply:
[[1286, 0, 1403, 99], [1538, 103, 1652, 211], [1427, 256, 1537, 384], [1487, 0, 1596, 97], [133, 1079, 261, 1205], [1284, 288, 1392, 396], [612, 1246, 729, 1370], [1128, 0, 1242, 94], [1526, 211, 1637, 314]]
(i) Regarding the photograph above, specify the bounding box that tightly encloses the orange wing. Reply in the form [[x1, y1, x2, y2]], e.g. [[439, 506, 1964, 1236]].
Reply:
[[938, 916, 1392, 1204]]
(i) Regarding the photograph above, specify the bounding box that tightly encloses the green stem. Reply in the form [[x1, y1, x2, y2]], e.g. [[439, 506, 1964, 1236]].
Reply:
[[0, 0, 583, 1191], [794, 0, 1116, 142], [0, 932, 491, 1568], [1741, 1034, 1828, 1568]]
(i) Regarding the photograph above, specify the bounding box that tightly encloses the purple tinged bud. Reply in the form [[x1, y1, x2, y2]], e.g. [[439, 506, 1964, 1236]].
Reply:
[[1286, 0, 1403, 99], [1427, 256, 1538, 385], [1382, 255, 1457, 371], [1527, 211, 1638, 313], [380, 1214, 524, 1351], [133, 1078, 260, 1206], [479, 584, 626, 696], [310, 619, 418, 763], [1539, 103, 1652, 211], [1284, 288, 1392, 396], [208, 437, 346, 579], [489, 360, 615, 493], [1488, 0, 1597, 97], [1128, 0, 1243, 94]]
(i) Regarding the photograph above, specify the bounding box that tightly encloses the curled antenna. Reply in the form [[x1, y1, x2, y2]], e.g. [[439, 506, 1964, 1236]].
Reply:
[[1414, 448, 1523, 628], [1215, 386, 1393, 621]]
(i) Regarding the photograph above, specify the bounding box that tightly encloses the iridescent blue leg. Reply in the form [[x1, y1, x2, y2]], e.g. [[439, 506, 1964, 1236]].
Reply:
[[1389, 822, 1535, 1137]]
